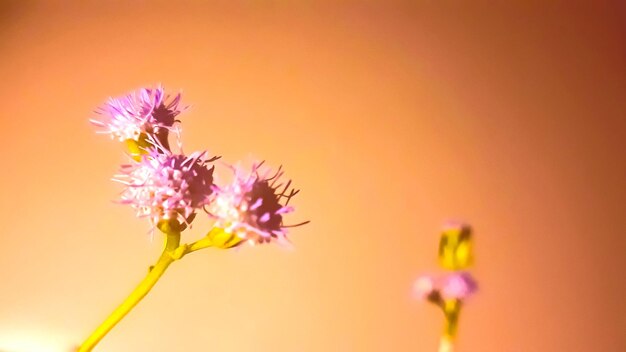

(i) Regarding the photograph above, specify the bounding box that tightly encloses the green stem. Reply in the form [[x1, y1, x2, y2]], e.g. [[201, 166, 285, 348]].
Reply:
[[78, 231, 181, 352]]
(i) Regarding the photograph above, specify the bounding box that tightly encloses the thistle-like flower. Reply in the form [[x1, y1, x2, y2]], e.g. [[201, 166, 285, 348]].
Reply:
[[90, 85, 183, 149], [114, 148, 218, 228], [207, 162, 307, 246]]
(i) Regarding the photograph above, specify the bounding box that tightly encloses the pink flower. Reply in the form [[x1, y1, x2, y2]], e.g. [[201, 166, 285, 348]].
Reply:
[[91, 85, 183, 147], [413, 275, 436, 300], [441, 272, 478, 300], [413, 272, 477, 301], [207, 162, 307, 245], [114, 148, 218, 228]]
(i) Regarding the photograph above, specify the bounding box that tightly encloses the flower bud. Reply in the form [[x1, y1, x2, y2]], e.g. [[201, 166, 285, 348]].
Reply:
[[438, 222, 473, 270], [206, 227, 244, 249]]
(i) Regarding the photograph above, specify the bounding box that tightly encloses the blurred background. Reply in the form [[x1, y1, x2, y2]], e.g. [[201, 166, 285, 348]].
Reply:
[[0, 1, 624, 351]]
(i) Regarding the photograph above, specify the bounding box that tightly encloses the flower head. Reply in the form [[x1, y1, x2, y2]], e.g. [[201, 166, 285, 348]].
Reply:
[[413, 275, 436, 300], [91, 85, 183, 148], [441, 272, 478, 300], [115, 148, 218, 228], [208, 162, 307, 246], [413, 272, 477, 302]]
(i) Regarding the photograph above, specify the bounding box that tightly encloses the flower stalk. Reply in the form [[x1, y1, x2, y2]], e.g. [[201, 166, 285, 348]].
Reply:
[[82, 85, 307, 350], [438, 336, 454, 352], [438, 299, 461, 352], [413, 222, 477, 352], [79, 230, 183, 352]]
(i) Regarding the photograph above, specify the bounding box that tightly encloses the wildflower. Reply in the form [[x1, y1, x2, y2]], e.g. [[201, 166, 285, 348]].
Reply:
[[441, 272, 478, 300], [114, 148, 218, 229], [207, 162, 307, 246], [91, 85, 183, 150], [80, 86, 310, 352], [413, 275, 436, 300], [413, 272, 477, 302], [414, 224, 478, 350]]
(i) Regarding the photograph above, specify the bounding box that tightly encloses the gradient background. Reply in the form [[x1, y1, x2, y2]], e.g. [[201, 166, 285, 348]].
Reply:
[[1, 1, 625, 351]]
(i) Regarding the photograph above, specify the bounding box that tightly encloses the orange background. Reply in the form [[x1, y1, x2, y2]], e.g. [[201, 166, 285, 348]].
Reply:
[[1, 1, 625, 351]]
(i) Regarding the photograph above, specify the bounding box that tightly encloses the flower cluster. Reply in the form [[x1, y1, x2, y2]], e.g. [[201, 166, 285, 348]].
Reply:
[[93, 85, 305, 245]]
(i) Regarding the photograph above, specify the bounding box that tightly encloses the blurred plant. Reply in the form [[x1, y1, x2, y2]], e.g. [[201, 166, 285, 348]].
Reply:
[[79, 85, 308, 351], [413, 222, 478, 352]]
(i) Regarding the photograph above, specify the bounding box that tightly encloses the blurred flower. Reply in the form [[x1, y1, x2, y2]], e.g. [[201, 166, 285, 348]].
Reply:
[[413, 272, 477, 302], [438, 221, 473, 270], [207, 162, 307, 246], [413, 275, 436, 300], [114, 147, 218, 228], [91, 85, 183, 149], [441, 272, 478, 300]]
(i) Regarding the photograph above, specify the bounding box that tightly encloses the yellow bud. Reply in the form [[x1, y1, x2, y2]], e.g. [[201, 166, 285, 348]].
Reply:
[[124, 133, 152, 161], [438, 224, 473, 270], [207, 228, 244, 249]]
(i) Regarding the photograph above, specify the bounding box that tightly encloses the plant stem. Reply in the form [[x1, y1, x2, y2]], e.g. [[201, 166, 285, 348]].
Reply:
[[78, 231, 181, 352], [172, 228, 239, 257], [439, 299, 461, 352], [438, 336, 454, 352]]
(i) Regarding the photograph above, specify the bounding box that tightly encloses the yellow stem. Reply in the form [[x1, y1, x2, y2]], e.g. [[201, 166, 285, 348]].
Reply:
[[439, 299, 461, 352], [438, 336, 454, 352], [186, 236, 214, 254], [78, 231, 181, 352], [173, 227, 236, 258]]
